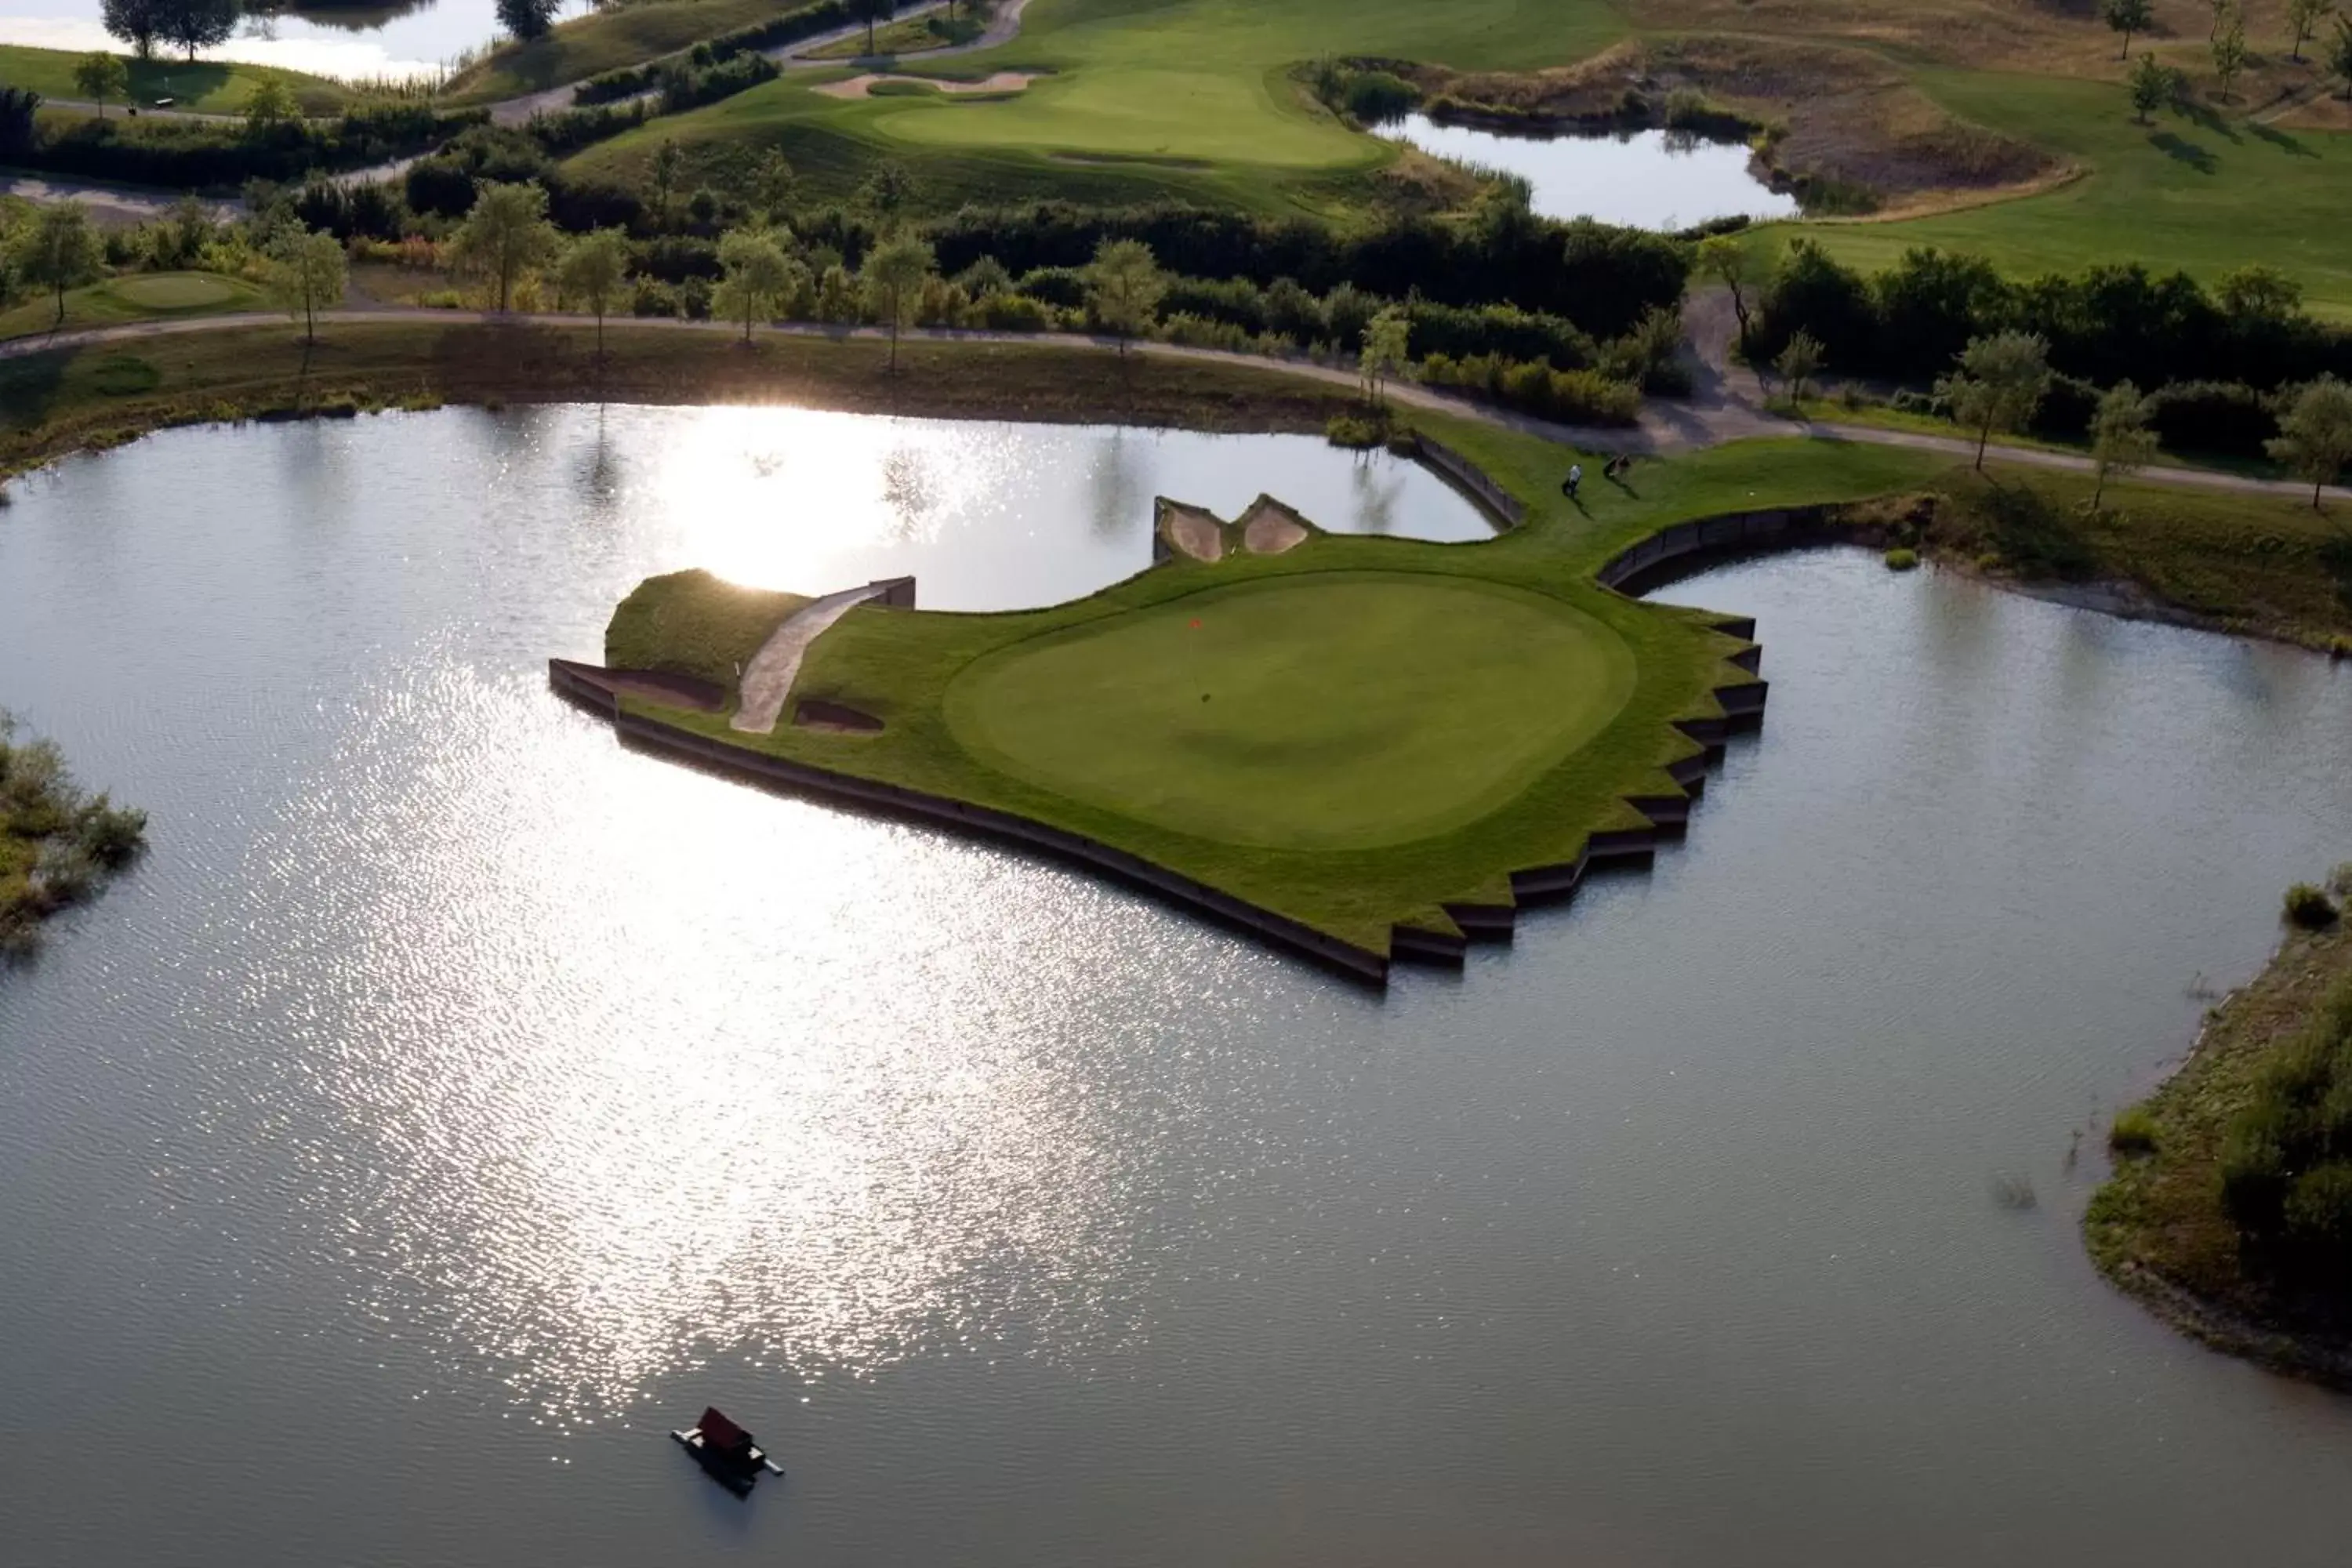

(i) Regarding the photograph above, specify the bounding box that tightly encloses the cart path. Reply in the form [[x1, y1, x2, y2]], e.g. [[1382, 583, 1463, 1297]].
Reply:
[[0, 305, 2343, 506], [731, 581, 892, 733]]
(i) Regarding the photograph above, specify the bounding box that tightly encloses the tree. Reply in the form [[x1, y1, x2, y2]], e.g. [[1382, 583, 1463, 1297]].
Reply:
[[861, 233, 935, 372], [1934, 330, 2051, 470], [1775, 329, 1824, 406], [848, 0, 899, 55], [2209, 0, 2233, 38], [2328, 16, 2352, 96], [2214, 16, 2250, 100], [267, 225, 346, 342], [2128, 53, 2174, 122], [2220, 263, 2303, 322], [0, 86, 34, 158], [162, 0, 238, 61], [856, 160, 917, 228], [1694, 233, 1771, 371], [650, 139, 683, 224], [73, 53, 128, 118], [2267, 376, 2352, 507], [2288, 0, 2336, 60], [100, 0, 162, 57], [15, 202, 101, 326], [747, 147, 794, 223], [2089, 379, 2158, 509], [711, 227, 795, 343], [244, 76, 296, 137], [448, 180, 560, 313], [1083, 236, 1165, 355], [495, 0, 561, 41], [2103, 0, 2154, 57], [556, 227, 631, 358], [1359, 303, 1410, 408]]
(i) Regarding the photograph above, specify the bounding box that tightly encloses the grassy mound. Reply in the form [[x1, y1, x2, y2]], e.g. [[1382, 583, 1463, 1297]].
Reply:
[[945, 572, 1636, 849]]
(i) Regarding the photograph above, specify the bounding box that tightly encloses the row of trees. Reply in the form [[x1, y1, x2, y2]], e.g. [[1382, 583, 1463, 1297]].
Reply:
[[2107, 0, 2352, 103], [100, 0, 238, 61]]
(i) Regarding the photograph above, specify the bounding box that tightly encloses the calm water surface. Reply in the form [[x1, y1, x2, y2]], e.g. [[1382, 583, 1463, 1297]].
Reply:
[[0, 0, 590, 80], [2, 404, 2350, 1566], [1377, 113, 1800, 231]]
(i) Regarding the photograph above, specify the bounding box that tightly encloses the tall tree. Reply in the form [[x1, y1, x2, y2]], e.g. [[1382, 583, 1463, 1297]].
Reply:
[[746, 147, 794, 224], [495, 0, 561, 41], [848, 0, 899, 55], [2220, 263, 2303, 322], [244, 76, 296, 137], [2267, 376, 2352, 507], [448, 180, 560, 314], [2209, 0, 2233, 38], [2128, 53, 2173, 122], [0, 86, 35, 158], [1694, 234, 1770, 373], [2089, 380, 2158, 509], [163, 0, 239, 62], [1934, 331, 2051, 470], [15, 202, 101, 326], [1359, 303, 1410, 408], [1083, 237, 1166, 355], [856, 160, 917, 228], [100, 0, 164, 58], [1775, 329, 1824, 406], [2288, 0, 2336, 60], [73, 53, 128, 118], [861, 233, 935, 372], [267, 225, 347, 343], [650, 139, 683, 224], [711, 227, 796, 343], [2328, 15, 2352, 95], [556, 227, 631, 358], [2103, 0, 2154, 58], [2213, 15, 2250, 99]]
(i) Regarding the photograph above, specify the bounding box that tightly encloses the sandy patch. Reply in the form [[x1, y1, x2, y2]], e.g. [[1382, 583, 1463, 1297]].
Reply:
[[1159, 500, 1226, 562], [815, 71, 1036, 100], [1239, 497, 1311, 555]]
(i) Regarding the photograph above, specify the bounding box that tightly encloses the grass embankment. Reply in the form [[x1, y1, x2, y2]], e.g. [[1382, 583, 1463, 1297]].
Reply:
[[1802, 69, 2352, 317], [0, 271, 269, 342], [0, 45, 358, 115], [567, 0, 1630, 213], [447, 0, 817, 101], [803, 12, 982, 60], [2087, 914, 2352, 1387], [0, 711, 145, 955]]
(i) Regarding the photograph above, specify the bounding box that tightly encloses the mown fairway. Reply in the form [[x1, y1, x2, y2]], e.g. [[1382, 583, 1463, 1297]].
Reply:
[[944, 572, 1638, 850], [1803, 70, 2352, 316]]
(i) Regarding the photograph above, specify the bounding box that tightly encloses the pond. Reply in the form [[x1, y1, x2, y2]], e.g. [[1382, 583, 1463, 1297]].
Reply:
[[1377, 112, 1801, 231], [3, 405, 2352, 1566], [0, 0, 592, 82]]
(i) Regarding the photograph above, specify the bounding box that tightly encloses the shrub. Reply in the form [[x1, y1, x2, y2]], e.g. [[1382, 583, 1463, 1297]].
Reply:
[[1325, 412, 1383, 448], [2284, 1163, 2352, 1248], [2285, 883, 2341, 929], [1883, 547, 1920, 572], [976, 291, 1052, 332], [1341, 71, 1417, 125], [2109, 1105, 2160, 1155]]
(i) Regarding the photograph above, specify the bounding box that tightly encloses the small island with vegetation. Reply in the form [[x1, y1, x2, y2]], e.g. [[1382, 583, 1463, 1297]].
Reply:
[[2088, 871, 2352, 1386], [0, 710, 147, 956]]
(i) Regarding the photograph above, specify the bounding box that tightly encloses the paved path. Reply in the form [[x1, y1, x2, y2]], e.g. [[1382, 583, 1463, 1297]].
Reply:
[[0, 305, 2343, 506], [0, 170, 238, 227], [731, 581, 891, 731]]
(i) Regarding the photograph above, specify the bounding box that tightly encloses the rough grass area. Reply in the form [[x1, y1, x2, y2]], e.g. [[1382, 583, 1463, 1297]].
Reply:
[[606, 568, 811, 688], [2085, 923, 2352, 1388], [804, 11, 982, 60], [1803, 70, 2352, 316], [448, 0, 821, 100], [0, 45, 358, 114], [0, 272, 268, 343]]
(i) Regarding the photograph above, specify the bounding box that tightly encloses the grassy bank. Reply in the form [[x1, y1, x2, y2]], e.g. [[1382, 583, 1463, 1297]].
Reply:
[[2086, 913, 2352, 1388], [0, 710, 145, 956], [447, 0, 824, 101], [0, 272, 269, 342], [0, 44, 359, 115]]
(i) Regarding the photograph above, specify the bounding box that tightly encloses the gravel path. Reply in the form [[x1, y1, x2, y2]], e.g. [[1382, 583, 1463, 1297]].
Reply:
[[0, 305, 2342, 506], [731, 581, 892, 732]]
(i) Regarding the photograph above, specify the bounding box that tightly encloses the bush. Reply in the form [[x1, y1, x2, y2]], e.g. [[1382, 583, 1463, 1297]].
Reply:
[[1341, 71, 1417, 125], [1325, 412, 1384, 448], [2109, 1105, 2160, 1155], [2285, 883, 2341, 930], [976, 291, 1053, 332], [1883, 547, 1919, 572], [2284, 1164, 2352, 1248]]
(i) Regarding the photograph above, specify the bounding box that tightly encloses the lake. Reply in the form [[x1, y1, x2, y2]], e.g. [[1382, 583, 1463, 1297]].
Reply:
[[3, 405, 2351, 1566], [0, 0, 591, 82], [1376, 112, 1800, 231]]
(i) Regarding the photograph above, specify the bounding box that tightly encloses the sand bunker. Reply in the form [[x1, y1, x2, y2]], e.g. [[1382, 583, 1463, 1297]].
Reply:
[[1238, 498, 1311, 556], [815, 71, 1037, 100], [1160, 502, 1227, 563]]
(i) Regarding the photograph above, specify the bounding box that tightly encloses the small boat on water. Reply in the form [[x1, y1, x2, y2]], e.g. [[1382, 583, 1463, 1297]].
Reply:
[[671, 1406, 786, 1494]]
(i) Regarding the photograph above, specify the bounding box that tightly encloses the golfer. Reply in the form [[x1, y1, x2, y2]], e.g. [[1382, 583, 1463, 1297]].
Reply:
[[1562, 463, 1583, 499]]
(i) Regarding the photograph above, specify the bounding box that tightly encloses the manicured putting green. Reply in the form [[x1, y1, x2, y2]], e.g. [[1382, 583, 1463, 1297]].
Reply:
[[111, 274, 237, 310], [946, 572, 1637, 851]]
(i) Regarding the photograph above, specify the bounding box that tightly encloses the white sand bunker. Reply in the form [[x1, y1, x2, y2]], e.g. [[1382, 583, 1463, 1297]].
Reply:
[[815, 71, 1038, 100], [1160, 500, 1226, 563], [1236, 497, 1311, 555], [1156, 494, 1323, 563]]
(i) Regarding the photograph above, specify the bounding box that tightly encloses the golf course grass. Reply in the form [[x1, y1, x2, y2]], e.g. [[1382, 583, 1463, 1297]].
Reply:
[[0, 271, 270, 343], [944, 572, 1638, 850], [0, 45, 358, 115]]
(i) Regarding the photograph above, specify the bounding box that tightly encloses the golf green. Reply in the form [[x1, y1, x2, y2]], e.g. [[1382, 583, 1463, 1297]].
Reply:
[[944, 572, 1638, 851]]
